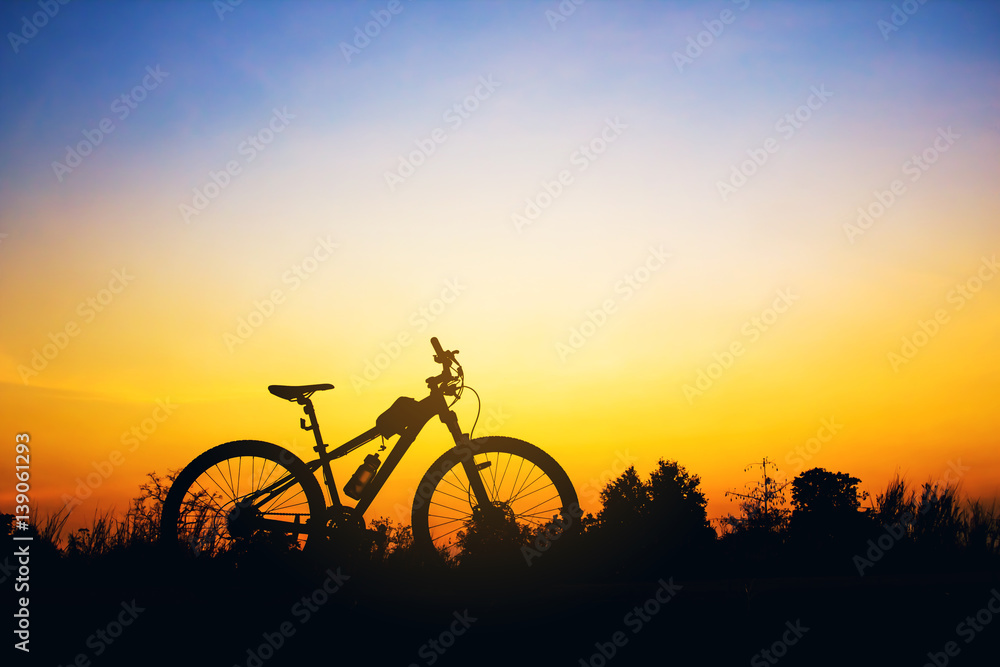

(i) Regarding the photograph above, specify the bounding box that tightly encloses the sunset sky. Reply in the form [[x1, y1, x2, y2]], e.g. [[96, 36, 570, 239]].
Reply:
[[2, 0, 998, 532]]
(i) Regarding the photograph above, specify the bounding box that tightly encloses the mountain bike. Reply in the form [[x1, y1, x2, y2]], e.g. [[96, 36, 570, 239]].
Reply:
[[159, 337, 579, 563]]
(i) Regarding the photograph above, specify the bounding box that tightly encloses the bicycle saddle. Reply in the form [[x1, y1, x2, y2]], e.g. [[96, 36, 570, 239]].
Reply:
[[267, 383, 334, 401]]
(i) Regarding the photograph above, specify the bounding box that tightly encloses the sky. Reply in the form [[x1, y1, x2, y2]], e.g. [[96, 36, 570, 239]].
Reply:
[[1, 0, 999, 533]]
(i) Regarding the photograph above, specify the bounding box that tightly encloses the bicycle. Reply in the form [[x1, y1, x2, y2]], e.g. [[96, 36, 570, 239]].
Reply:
[[159, 337, 579, 563]]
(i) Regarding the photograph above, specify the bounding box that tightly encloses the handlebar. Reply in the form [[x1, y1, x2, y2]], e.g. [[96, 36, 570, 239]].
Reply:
[[427, 337, 462, 394], [430, 336, 459, 367]]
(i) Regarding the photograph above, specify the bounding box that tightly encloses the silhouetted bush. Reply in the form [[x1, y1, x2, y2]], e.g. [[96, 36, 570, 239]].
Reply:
[[583, 459, 715, 578], [789, 468, 871, 541], [22, 462, 1000, 585]]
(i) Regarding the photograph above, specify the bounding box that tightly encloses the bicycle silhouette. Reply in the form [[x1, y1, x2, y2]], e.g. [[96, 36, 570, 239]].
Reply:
[[160, 338, 578, 562]]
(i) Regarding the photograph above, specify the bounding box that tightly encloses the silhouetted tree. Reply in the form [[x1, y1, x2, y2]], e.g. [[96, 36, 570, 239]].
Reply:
[[647, 459, 714, 547], [596, 466, 648, 533], [791, 468, 866, 514], [788, 468, 871, 554], [722, 457, 790, 536], [590, 459, 713, 576]]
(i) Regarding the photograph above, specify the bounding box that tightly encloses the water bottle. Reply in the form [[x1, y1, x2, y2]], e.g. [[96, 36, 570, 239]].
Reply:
[[344, 454, 381, 500]]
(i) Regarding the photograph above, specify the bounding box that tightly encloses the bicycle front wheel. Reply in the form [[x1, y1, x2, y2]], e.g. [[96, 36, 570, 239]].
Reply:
[[160, 440, 325, 557], [411, 436, 579, 565]]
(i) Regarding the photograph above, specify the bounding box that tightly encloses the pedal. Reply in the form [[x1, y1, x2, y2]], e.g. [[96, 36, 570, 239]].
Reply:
[[475, 461, 491, 471]]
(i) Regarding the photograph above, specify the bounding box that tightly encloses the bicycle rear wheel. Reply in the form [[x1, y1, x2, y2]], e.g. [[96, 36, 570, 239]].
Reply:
[[411, 436, 579, 566], [160, 440, 325, 557]]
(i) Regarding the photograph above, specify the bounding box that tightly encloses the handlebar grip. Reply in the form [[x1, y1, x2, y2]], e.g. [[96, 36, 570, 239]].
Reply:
[[430, 337, 445, 357]]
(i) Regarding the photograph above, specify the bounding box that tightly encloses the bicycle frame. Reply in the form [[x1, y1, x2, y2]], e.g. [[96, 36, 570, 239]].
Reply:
[[248, 383, 491, 537]]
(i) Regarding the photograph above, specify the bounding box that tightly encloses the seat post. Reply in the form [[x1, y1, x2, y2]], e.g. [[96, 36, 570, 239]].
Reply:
[[298, 397, 326, 453], [299, 396, 337, 503]]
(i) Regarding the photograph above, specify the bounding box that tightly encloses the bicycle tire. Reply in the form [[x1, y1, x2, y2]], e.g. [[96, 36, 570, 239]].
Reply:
[[411, 436, 579, 565], [159, 440, 325, 556]]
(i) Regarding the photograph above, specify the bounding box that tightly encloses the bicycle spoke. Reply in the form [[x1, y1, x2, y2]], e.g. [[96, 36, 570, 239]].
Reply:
[[209, 463, 237, 502], [263, 484, 307, 513], [258, 459, 282, 493], [432, 486, 470, 506], [510, 467, 548, 503], [516, 492, 562, 518], [518, 507, 564, 521], [224, 458, 236, 498], [486, 452, 501, 500], [511, 479, 555, 505], [193, 477, 229, 513], [430, 496, 470, 513], [266, 494, 310, 512], [428, 513, 468, 524], [509, 462, 540, 503], [253, 457, 266, 496], [500, 454, 524, 504], [496, 452, 511, 500], [432, 523, 466, 543], [440, 468, 470, 496]]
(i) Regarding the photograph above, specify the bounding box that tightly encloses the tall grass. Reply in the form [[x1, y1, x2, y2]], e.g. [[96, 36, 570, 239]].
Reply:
[[12, 470, 1000, 571], [873, 474, 1000, 557], [13, 472, 173, 559]]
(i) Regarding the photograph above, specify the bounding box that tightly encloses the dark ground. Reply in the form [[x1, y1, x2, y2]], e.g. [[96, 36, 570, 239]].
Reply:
[[9, 542, 1000, 667]]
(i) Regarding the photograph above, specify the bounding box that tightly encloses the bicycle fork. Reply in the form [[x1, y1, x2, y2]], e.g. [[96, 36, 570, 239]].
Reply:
[[439, 409, 495, 511]]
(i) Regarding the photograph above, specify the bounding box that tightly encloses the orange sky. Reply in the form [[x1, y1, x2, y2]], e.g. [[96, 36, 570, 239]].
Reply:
[[2, 1, 999, 535]]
